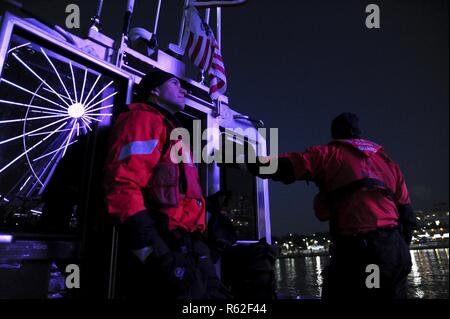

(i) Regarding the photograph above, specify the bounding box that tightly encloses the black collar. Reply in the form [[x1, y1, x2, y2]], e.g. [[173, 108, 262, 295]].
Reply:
[[147, 102, 183, 128]]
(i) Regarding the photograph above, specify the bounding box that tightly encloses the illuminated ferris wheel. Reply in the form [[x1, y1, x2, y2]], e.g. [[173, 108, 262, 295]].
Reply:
[[0, 39, 118, 201]]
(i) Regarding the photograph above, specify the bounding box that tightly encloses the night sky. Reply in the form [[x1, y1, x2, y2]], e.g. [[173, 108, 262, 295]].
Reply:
[[9, 0, 449, 236]]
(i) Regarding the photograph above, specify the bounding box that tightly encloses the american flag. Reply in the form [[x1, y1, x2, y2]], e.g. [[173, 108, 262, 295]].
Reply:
[[183, 5, 227, 100]]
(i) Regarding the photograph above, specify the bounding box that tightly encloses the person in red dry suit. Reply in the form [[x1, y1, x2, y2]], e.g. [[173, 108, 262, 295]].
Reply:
[[241, 112, 416, 299], [103, 69, 226, 299]]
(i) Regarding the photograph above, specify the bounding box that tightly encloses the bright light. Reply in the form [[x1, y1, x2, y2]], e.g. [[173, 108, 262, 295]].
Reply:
[[0, 235, 13, 243], [68, 103, 85, 118]]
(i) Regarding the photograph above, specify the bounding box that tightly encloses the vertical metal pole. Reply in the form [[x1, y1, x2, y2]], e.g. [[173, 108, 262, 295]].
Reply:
[[153, 0, 162, 35], [216, 7, 222, 50], [96, 0, 104, 18], [199, 8, 211, 85], [107, 227, 119, 299], [116, 0, 135, 67], [205, 8, 211, 24], [89, 0, 104, 32], [178, 0, 190, 46]]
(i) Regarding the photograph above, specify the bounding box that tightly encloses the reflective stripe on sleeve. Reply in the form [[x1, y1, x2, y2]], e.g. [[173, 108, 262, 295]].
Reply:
[[118, 139, 159, 161]]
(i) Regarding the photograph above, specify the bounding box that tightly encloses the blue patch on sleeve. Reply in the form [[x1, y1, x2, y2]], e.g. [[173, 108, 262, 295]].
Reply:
[[118, 139, 159, 161]]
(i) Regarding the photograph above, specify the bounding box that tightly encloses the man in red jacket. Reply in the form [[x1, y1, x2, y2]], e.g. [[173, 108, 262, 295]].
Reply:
[[103, 69, 224, 299], [244, 113, 415, 299]]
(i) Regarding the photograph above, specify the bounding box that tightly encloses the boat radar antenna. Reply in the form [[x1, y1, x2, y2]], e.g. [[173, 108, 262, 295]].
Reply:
[[115, 0, 135, 67], [89, 0, 104, 32]]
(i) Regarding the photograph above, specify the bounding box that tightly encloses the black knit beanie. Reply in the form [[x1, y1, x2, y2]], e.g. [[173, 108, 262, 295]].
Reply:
[[331, 112, 362, 139], [134, 69, 175, 102]]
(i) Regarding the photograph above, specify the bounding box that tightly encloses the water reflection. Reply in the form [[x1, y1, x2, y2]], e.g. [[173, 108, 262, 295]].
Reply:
[[407, 249, 449, 299], [409, 250, 424, 298], [275, 248, 449, 299]]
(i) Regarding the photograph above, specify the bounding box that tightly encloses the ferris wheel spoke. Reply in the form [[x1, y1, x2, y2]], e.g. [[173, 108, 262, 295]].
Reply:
[[0, 116, 70, 145], [0, 98, 67, 115], [12, 53, 70, 109], [84, 91, 118, 112], [28, 125, 73, 189], [62, 119, 77, 157], [19, 175, 32, 191], [0, 79, 69, 112], [0, 122, 66, 174], [32, 139, 78, 162], [81, 74, 101, 105], [80, 68, 88, 105], [83, 115, 103, 123], [85, 113, 112, 117], [83, 104, 113, 114], [84, 80, 114, 109], [69, 61, 78, 103], [40, 48, 74, 104], [0, 113, 67, 124], [28, 125, 85, 137], [80, 117, 92, 131], [30, 109, 67, 116]]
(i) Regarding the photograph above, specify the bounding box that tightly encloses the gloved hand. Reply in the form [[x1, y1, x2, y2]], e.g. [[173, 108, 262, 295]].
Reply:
[[397, 204, 416, 246], [121, 210, 170, 263], [400, 223, 414, 246]]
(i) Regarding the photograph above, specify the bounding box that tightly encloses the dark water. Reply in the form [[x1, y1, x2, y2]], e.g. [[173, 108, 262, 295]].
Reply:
[[275, 248, 449, 299]]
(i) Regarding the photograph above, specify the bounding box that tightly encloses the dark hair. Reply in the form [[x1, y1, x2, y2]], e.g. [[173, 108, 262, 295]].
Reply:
[[331, 112, 362, 139]]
